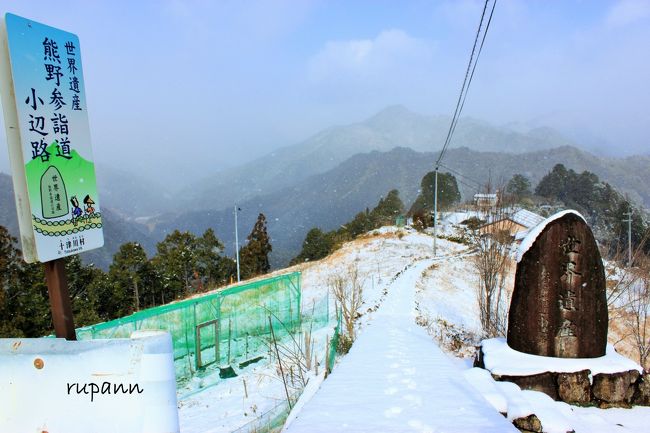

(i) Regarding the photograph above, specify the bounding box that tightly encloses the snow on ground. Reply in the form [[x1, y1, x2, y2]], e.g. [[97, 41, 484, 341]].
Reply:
[[415, 248, 482, 337], [481, 337, 643, 376], [178, 225, 650, 433], [414, 241, 515, 358], [179, 228, 445, 432], [284, 257, 516, 432], [179, 362, 286, 433], [465, 367, 650, 433], [439, 210, 482, 226]]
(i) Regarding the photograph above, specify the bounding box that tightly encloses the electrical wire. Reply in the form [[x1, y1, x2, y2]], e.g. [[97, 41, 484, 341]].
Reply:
[[436, 0, 489, 168], [438, 162, 483, 187], [444, 0, 497, 159], [436, 0, 497, 168]]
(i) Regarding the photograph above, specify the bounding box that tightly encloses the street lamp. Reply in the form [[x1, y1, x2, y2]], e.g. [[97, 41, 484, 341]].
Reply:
[[234, 205, 241, 282]]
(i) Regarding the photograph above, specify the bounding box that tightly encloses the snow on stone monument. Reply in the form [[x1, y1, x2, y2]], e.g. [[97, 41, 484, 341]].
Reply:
[[507, 210, 608, 358]]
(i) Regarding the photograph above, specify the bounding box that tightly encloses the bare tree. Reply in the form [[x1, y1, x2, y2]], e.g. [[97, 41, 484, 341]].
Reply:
[[606, 231, 650, 308], [329, 265, 365, 341], [470, 189, 515, 337], [616, 255, 650, 370], [265, 305, 319, 407]]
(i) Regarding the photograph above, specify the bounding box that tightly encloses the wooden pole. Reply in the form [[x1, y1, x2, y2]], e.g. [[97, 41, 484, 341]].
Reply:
[[44, 258, 76, 340]]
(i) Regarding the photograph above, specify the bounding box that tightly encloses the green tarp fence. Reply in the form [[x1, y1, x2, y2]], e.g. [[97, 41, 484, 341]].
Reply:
[[76, 272, 324, 382]]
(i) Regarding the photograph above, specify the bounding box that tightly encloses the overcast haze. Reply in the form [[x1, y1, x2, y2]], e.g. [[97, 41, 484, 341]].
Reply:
[[1, 0, 649, 187]]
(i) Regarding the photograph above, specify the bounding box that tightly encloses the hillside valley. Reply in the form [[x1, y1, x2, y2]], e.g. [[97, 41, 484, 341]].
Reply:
[[150, 145, 650, 268], [172, 106, 585, 214], [1, 107, 648, 269]]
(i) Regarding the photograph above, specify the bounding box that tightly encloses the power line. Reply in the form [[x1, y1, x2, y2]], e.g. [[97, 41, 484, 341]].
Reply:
[[456, 178, 481, 192], [436, 0, 488, 167], [443, 0, 497, 163], [436, 0, 497, 167], [438, 162, 483, 187], [432, 0, 497, 256]]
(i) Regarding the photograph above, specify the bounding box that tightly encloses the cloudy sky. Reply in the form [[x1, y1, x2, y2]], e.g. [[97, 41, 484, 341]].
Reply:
[[0, 0, 649, 184]]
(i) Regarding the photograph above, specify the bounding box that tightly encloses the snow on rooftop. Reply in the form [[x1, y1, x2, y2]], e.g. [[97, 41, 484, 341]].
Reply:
[[516, 210, 587, 263], [481, 338, 643, 377], [510, 208, 545, 229], [441, 211, 481, 225]]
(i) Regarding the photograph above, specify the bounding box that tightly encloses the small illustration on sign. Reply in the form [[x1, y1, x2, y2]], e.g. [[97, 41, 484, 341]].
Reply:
[[40, 165, 68, 218]]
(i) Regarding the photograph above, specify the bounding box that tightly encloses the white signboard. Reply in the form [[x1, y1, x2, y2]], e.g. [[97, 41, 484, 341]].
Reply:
[[0, 13, 103, 263]]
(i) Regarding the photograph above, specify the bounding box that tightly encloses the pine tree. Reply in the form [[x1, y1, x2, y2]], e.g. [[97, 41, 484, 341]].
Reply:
[[64, 255, 105, 327], [534, 164, 649, 259], [291, 227, 333, 264], [240, 213, 272, 279], [535, 163, 571, 201], [0, 226, 21, 300], [370, 189, 404, 226], [109, 242, 149, 315], [195, 228, 227, 286], [345, 210, 374, 238], [0, 226, 26, 336], [506, 174, 532, 200], [0, 226, 51, 337], [152, 230, 198, 299], [409, 172, 460, 226]]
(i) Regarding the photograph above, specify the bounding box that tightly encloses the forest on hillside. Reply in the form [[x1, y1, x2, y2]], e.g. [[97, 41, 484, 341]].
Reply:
[[1, 163, 648, 338]]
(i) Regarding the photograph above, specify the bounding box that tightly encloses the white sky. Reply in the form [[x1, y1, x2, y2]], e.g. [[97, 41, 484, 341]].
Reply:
[[1, 0, 649, 185]]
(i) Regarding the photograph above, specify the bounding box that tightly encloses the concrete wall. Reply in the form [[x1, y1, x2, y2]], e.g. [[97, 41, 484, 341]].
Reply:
[[0, 330, 179, 433]]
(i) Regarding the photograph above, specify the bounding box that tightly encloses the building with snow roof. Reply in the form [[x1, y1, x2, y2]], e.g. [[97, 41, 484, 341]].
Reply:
[[479, 208, 545, 241], [473, 193, 498, 208]]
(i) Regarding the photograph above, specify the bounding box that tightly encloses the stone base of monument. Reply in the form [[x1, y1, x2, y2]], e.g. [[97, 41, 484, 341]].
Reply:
[[475, 338, 649, 408]]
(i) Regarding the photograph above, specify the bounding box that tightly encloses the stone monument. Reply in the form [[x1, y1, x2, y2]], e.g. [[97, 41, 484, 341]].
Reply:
[[507, 210, 608, 358]]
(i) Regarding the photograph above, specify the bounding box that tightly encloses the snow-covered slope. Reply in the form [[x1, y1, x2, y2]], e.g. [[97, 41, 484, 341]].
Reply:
[[284, 257, 517, 433], [178, 226, 650, 433]]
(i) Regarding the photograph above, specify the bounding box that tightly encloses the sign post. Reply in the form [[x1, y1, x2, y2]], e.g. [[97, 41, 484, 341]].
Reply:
[[44, 259, 76, 339], [0, 13, 104, 339]]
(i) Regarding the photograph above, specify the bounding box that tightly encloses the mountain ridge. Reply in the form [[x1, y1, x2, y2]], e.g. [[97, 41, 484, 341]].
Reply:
[[150, 145, 650, 268], [173, 105, 585, 214], [3, 143, 648, 270]]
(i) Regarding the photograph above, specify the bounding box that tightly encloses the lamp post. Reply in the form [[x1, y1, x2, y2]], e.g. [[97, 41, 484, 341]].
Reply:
[[234, 205, 241, 282]]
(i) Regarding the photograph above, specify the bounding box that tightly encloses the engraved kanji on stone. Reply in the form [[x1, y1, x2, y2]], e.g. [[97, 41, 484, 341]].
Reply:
[[559, 290, 577, 311], [558, 319, 577, 337], [507, 211, 608, 358], [540, 314, 549, 334]]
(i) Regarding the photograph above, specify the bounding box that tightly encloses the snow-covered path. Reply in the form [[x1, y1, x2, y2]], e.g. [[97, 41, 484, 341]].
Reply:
[[284, 258, 517, 433]]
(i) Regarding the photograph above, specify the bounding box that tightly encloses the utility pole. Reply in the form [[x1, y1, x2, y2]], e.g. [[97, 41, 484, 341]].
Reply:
[[623, 207, 632, 267], [234, 205, 241, 282], [433, 167, 438, 256]]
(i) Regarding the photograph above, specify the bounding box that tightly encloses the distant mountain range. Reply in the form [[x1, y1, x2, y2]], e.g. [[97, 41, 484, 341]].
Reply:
[[95, 163, 174, 219], [172, 105, 580, 214], [1, 106, 648, 270], [151, 145, 650, 268]]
